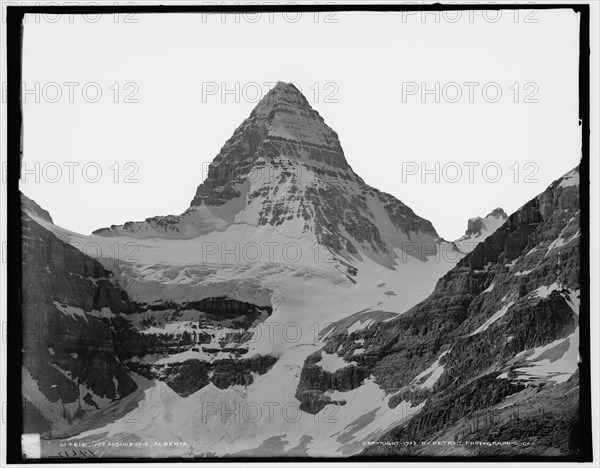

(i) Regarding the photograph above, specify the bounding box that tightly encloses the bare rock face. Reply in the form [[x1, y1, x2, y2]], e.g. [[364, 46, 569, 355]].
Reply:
[[295, 350, 365, 413], [191, 81, 351, 207], [110, 298, 275, 397], [210, 354, 278, 389], [295, 167, 583, 456], [21, 206, 137, 434], [465, 208, 506, 235], [22, 193, 54, 224], [93, 82, 455, 267]]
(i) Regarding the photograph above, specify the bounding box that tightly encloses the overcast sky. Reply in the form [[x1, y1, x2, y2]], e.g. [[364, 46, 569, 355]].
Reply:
[[18, 7, 581, 240]]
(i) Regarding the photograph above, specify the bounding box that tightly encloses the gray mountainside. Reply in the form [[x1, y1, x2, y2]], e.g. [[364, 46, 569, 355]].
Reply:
[[22, 205, 135, 433], [295, 167, 582, 456]]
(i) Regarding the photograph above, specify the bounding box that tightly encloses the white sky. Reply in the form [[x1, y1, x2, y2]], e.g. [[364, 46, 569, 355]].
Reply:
[[17, 7, 581, 240]]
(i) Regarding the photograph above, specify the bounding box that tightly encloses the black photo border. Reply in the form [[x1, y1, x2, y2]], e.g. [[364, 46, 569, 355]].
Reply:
[[5, 2, 593, 464]]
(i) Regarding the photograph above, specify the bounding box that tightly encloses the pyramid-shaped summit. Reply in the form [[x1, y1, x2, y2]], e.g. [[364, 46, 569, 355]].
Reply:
[[95, 81, 457, 269], [252, 81, 314, 116], [191, 81, 350, 208]]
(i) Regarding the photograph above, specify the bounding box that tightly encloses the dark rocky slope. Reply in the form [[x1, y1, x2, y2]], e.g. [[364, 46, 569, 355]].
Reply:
[[22, 201, 137, 433], [294, 167, 583, 456]]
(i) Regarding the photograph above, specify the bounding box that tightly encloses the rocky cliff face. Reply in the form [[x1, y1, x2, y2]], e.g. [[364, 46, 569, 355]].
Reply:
[[22, 195, 54, 224], [93, 82, 458, 268], [110, 298, 276, 398], [190, 81, 352, 206], [454, 207, 508, 254], [21, 197, 137, 434], [294, 167, 582, 456]]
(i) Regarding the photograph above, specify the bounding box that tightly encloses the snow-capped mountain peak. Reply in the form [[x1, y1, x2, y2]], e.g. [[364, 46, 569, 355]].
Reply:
[[93, 82, 461, 271]]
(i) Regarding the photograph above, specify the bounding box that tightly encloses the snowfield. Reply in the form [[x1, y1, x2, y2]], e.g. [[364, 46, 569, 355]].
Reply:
[[24, 205, 461, 456]]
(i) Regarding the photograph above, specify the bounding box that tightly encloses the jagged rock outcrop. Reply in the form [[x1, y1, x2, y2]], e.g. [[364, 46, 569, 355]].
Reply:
[[466, 208, 506, 235], [210, 354, 278, 389], [105, 298, 275, 397], [454, 207, 508, 254], [127, 354, 277, 397], [296, 350, 366, 413]]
